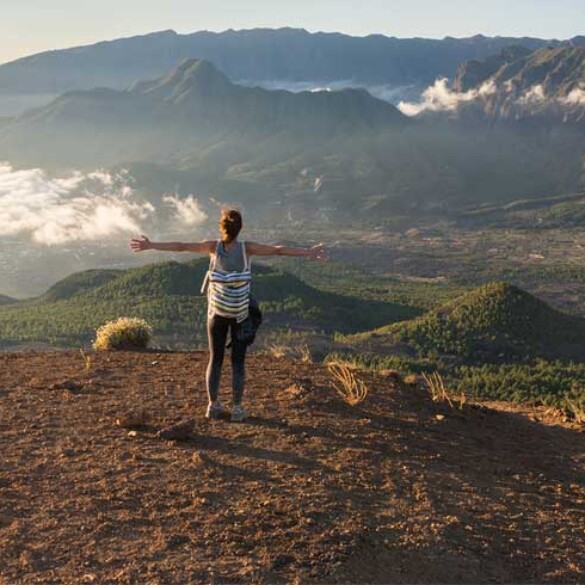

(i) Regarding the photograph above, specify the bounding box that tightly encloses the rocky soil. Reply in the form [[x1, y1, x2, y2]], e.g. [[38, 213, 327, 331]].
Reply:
[[0, 350, 583, 584]]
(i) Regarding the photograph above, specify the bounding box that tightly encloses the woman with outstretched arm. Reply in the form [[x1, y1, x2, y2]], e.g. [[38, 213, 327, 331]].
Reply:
[[130, 208, 328, 422]]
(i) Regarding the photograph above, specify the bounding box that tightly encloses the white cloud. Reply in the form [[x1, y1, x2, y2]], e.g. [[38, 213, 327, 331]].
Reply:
[[0, 162, 154, 245], [559, 85, 585, 106], [163, 194, 208, 226], [517, 84, 546, 106], [398, 78, 496, 116]]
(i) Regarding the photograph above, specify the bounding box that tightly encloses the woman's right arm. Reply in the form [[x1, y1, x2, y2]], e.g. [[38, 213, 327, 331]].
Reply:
[[130, 235, 216, 254]]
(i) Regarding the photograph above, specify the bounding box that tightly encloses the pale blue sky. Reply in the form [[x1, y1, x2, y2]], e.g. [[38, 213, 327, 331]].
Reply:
[[1, 0, 583, 64]]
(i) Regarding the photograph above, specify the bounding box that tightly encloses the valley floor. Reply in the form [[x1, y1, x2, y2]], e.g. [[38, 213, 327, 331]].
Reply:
[[0, 350, 584, 583]]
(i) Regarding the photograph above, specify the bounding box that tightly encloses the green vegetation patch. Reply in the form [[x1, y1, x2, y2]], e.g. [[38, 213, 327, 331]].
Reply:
[[344, 282, 585, 362], [0, 259, 416, 348]]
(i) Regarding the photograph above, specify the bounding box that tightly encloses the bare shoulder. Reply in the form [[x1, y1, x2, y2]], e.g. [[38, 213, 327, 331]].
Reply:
[[184, 240, 217, 254]]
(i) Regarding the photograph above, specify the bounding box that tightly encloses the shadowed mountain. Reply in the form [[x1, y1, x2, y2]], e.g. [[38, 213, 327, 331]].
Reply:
[[1, 58, 583, 217], [0, 28, 568, 96], [344, 282, 585, 361], [0, 59, 410, 168]]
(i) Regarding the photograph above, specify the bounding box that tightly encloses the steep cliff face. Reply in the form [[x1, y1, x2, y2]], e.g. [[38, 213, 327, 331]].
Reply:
[[452, 46, 585, 124], [453, 46, 533, 92]]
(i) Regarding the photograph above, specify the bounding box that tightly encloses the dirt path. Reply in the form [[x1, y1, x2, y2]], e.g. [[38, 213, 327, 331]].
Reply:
[[0, 350, 583, 584]]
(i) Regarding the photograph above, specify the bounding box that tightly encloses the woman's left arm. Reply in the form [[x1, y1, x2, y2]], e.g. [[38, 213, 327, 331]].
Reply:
[[246, 242, 328, 261]]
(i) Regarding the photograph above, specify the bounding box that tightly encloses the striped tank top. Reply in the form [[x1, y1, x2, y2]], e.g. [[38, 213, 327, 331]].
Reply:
[[204, 240, 251, 322]]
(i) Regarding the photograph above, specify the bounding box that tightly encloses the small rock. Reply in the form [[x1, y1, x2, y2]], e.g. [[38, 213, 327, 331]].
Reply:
[[379, 369, 402, 381], [116, 409, 149, 429], [166, 534, 190, 549], [436, 414, 445, 421], [157, 418, 195, 441], [50, 379, 83, 393], [271, 554, 295, 570]]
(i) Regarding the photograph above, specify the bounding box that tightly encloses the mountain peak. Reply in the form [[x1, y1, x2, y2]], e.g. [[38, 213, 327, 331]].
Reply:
[[131, 58, 232, 101], [172, 58, 225, 81]]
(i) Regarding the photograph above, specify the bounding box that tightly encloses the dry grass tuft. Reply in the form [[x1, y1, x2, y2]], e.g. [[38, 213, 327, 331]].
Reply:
[[423, 371, 452, 405], [422, 371, 468, 411], [79, 348, 92, 372], [327, 361, 369, 406], [564, 394, 585, 424], [267, 344, 313, 363], [298, 344, 312, 363], [93, 317, 152, 351], [267, 344, 290, 359], [323, 355, 359, 370]]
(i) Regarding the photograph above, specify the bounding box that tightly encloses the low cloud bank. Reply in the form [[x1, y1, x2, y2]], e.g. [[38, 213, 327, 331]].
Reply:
[[399, 79, 585, 116], [0, 163, 207, 245], [163, 194, 208, 226], [398, 78, 496, 116], [560, 86, 585, 106], [517, 84, 546, 106]]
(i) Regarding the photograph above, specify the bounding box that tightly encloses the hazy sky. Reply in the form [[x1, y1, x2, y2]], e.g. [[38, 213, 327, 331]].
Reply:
[[1, 0, 583, 64]]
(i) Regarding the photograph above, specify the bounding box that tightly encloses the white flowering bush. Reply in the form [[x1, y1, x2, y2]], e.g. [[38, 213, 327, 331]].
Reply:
[[93, 317, 152, 350]]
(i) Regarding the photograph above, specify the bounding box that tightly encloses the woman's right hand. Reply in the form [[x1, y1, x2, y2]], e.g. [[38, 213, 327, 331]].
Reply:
[[129, 235, 151, 252], [308, 243, 328, 261]]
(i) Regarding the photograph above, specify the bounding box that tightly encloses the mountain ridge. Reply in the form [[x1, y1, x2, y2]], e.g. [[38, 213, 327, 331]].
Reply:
[[0, 28, 570, 96]]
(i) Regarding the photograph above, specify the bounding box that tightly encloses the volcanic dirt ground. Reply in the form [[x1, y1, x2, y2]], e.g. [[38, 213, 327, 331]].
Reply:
[[0, 350, 584, 584]]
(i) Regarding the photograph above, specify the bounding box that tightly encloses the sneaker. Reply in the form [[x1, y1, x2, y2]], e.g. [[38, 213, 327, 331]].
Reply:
[[205, 401, 229, 420], [230, 404, 247, 422]]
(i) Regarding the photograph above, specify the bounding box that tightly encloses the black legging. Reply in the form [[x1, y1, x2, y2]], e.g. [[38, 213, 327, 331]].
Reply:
[[206, 314, 247, 405]]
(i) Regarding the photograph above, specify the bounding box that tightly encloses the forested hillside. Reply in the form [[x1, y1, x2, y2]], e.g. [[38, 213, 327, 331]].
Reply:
[[0, 259, 417, 348]]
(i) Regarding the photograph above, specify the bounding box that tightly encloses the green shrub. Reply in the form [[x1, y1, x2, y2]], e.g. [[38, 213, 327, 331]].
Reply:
[[93, 317, 152, 350]]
